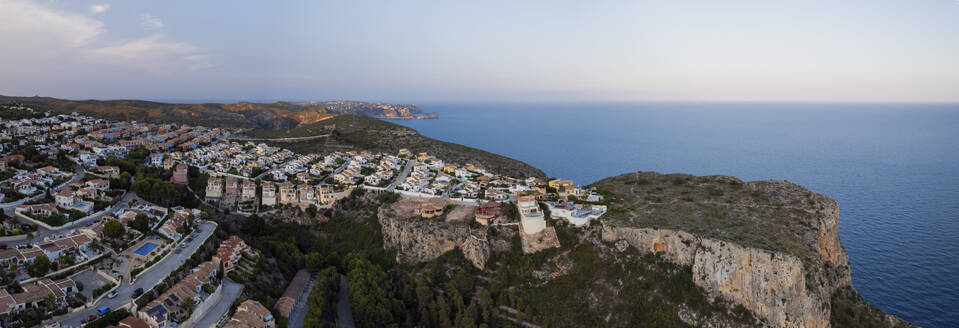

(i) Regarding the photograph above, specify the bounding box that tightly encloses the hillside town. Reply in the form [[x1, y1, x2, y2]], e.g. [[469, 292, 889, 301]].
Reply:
[[0, 103, 607, 328]]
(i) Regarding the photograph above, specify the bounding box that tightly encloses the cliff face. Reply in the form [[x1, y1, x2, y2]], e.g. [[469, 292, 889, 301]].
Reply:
[[602, 225, 835, 328], [599, 186, 906, 328], [378, 206, 490, 269]]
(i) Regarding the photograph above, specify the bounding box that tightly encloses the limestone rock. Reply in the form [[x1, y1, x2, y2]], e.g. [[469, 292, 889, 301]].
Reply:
[[378, 205, 491, 269]]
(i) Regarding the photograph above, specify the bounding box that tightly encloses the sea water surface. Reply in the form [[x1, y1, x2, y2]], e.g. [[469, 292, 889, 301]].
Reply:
[[393, 102, 959, 327]]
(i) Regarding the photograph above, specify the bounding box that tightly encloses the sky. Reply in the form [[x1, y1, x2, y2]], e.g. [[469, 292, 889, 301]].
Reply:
[[1, 0, 958, 103]]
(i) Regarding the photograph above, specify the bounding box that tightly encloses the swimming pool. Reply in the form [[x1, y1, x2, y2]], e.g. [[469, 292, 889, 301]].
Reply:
[[133, 242, 159, 256]]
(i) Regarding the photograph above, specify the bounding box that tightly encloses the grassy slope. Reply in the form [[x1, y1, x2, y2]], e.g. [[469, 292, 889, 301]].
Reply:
[[245, 115, 547, 178], [590, 171, 832, 261]]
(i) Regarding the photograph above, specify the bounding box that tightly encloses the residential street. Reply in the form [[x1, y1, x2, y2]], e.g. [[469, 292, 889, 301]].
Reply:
[[56, 222, 216, 328], [10, 190, 139, 246], [191, 280, 244, 328], [386, 160, 415, 191], [336, 275, 355, 328]]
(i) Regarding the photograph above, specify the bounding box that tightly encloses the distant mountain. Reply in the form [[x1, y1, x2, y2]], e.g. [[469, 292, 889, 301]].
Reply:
[[0, 95, 436, 130]]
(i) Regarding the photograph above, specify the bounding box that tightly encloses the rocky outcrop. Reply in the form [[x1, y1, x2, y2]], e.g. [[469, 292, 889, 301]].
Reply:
[[603, 225, 831, 327], [600, 198, 859, 328], [589, 172, 899, 328], [415, 112, 439, 119], [378, 206, 490, 269]]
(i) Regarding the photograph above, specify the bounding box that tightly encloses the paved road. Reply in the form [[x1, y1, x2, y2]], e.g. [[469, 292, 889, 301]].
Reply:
[[287, 275, 318, 328], [57, 222, 216, 327], [192, 280, 244, 328], [386, 160, 415, 191], [336, 275, 355, 328], [12, 190, 138, 245]]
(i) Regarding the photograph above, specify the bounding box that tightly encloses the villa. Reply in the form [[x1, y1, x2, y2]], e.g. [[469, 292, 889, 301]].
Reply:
[[419, 198, 448, 218], [298, 184, 316, 204], [316, 184, 334, 204], [548, 198, 607, 227], [278, 182, 297, 205], [261, 182, 276, 206], [206, 177, 223, 199], [241, 180, 256, 202], [517, 195, 545, 235]]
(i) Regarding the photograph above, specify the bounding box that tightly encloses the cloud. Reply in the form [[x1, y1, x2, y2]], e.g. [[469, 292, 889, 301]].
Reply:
[[185, 54, 218, 71], [90, 34, 219, 72], [90, 4, 109, 14], [139, 13, 163, 29], [0, 0, 213, 75]]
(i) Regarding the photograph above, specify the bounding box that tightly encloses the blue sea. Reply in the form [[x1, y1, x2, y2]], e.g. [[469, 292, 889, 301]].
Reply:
[[393, 102, 959, 327]]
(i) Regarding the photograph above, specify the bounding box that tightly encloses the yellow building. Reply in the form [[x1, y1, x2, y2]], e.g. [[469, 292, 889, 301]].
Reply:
[[416, 152, 429, 162], [548, 179, 574, 189], [419, 198, 447, 218]]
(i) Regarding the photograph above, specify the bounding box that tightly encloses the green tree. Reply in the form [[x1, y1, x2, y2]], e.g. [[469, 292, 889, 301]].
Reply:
[[456, 302, 479, 328], [305, 266, 340, 327], [437, 294, 453, 328], [415, 278, 435, 326], [103, 220, 125, 239], [181, 298, 196, 314], [28, 254, 52, 276], [45, 293, 57, 311], [131, 214, 151, 232], [306, 252, 325, 273], [241, 215, 268, 236], [62, 254, 76, 266], [346, 253, 400, 328]]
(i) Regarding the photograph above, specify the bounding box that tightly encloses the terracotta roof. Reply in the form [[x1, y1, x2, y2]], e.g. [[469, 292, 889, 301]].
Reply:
[[118, 316, 150, 328]]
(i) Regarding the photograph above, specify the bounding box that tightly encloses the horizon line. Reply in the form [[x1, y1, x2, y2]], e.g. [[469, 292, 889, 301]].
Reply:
[[3, 93, 959, 107]]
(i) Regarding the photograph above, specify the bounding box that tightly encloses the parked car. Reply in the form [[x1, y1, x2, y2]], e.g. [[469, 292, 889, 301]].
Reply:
[[87, 314, 97, 322], [132, 287, 144, 298], [97, 305, 110, 316], [107, 290, 118, 298]]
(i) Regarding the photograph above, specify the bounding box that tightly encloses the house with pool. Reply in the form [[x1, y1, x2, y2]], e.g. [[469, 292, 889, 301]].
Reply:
[[548, 198, 607, 227]]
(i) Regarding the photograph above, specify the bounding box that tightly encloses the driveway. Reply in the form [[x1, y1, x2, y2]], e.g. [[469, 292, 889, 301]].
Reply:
[[191, 280, 244, 328], [56, 222, 216, 327]]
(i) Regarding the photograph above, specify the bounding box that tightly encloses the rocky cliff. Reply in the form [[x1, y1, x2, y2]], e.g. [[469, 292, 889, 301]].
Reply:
[[602, 226, 831, 327], [595, 172, 910, 328], [378, 205, 491, 269]]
